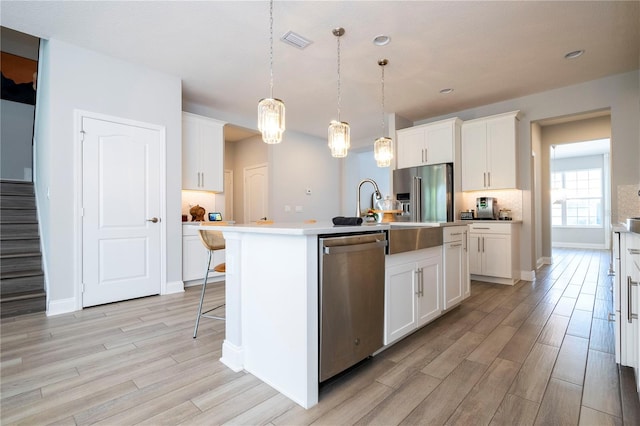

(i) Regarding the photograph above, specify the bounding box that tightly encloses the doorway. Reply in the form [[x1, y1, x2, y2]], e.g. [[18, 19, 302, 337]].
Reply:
[[79, 112, 166, 307], [244, 163, 268, 223], [538, 112, 612, 260]]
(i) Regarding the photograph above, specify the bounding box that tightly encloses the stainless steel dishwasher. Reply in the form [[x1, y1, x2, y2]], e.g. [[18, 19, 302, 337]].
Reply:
[[318, 231, 387, 382]]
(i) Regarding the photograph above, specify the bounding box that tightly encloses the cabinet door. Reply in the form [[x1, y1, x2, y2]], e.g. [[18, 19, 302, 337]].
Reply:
[[486, 116, 517, 189], [443, 241, 464, 309], [183, 235, 209, 282], [424, 121, 454, 165], [416, 256, 442, 327], [482, 234, 511, 278], [396, 127, 425, 169], [384, 262, 418, 344], [468, 233, 483, 275], [461, 121, 488, 191], [199, 118, 224, 192], [182, 114, 201, 190]]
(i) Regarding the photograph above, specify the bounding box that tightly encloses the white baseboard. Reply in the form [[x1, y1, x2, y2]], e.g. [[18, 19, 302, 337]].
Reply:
[[164, 280, 185, 294], [47, 297, 78, 316], [221, 340, 244, 372], [541, 256, 553, 265], [470, 274, 519, 286], [552, 242, 607, 249], [520, 270, 536, 282]]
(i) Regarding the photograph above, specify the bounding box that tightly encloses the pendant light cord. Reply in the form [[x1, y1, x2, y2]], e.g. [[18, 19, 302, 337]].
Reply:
[[269, 0, 274, 98], [380, 64, 385, 134], [336, 33, 341, 122]]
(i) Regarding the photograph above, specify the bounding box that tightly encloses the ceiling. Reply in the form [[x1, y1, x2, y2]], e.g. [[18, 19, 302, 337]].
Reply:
[[1, 1, 638, 148]]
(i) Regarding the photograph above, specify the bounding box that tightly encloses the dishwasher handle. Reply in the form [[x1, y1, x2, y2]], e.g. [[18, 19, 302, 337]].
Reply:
[[323, 240, 387, 255]]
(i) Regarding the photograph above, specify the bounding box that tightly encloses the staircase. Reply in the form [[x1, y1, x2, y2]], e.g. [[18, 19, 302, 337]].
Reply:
[[0, 180, 46, 317]]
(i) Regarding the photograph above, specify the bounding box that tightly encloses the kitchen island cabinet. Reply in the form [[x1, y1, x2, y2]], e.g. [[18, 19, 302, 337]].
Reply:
[[385, 246, 442, 345], [443, 225, 470, 310], [205, 221, 390, 409]]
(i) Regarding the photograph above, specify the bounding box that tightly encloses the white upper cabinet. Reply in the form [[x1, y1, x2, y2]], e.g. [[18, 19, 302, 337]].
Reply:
[[396, 118, 461, 169], [182, 112, 225, 192], [461, 111, 519, 191]]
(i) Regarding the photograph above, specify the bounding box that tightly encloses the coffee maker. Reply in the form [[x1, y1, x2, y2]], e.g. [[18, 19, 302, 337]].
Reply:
[[476, 197, 498, 220]]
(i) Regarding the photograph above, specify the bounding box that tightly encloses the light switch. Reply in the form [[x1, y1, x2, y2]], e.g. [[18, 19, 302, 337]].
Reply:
[[295, 205, 303, 212]]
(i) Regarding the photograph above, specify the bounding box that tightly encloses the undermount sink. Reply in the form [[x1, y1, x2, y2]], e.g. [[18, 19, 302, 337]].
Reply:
[[628, 217, 640, 234]]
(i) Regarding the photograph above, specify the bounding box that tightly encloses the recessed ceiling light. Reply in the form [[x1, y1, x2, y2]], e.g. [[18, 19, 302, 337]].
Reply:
[[373, 34, 390, 46], [564, 49, 585, 59], [440, 88, 454, 94]]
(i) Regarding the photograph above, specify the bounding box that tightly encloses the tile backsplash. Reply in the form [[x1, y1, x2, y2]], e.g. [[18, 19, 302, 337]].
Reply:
[[460, 189, 523, 221], [617, 183, 640, 224]]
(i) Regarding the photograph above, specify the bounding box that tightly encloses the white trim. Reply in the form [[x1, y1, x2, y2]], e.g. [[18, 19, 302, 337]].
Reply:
[[541, 256, 553, 265], [470, 274, 519, 286], [165, 280, 185, 294], [221, 341, 244, 372], [552, 242, 607, 249], [520, 270, 536, 282], [74, 110, 168, 311], [46, 297, 76, 316]]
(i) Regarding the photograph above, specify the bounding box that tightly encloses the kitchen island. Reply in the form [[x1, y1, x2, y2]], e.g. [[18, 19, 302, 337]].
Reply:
[[204, 221, 390, 408]]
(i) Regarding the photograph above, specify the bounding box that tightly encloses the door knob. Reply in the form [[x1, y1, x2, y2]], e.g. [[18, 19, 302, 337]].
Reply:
[[146, 217, 159, 223]]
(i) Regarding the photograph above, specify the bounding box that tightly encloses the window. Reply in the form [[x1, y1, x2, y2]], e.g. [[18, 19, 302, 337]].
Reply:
[[552, 168, 602, 227]]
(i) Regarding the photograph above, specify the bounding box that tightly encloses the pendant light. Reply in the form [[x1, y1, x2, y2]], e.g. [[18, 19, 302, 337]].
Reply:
[[328, 27, 350, 158], [374, 59, 392, 167], [257, 0, 285, 144]]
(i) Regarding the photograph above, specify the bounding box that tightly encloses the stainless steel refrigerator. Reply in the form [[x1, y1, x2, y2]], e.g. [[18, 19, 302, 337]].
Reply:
[[393, 163, 453, 222]]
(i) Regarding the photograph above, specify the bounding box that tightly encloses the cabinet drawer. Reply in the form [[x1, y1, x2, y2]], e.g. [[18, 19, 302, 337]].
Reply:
[[468, 222, 511, 234], [443, 226, 466, 243]]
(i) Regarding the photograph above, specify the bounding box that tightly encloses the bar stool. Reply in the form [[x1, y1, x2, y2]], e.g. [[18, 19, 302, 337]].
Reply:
[[193, 226, 226, 338]]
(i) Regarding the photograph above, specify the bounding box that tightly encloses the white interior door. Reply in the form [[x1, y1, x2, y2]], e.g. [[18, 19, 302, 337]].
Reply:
[[244, 164, 268, 223], [82, 116, 162, 307]]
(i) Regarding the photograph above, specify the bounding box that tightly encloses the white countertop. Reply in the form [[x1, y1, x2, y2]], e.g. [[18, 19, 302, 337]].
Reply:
[[185, 221, 390, 236]]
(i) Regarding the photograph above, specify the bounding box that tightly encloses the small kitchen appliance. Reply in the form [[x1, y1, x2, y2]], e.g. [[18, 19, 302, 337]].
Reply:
[[498, 209, 513, 220], [460, 210, 475, 220], [476, 197, 498, 220]]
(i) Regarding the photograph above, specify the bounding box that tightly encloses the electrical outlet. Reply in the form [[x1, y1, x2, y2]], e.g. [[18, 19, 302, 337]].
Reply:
[[295, 205, 303, 212]]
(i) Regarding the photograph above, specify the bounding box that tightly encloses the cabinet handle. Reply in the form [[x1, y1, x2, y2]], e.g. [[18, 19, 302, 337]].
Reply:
[[477, 238, 480, 252], [463, 231, 467, 251], [451, 243, 462, 248], [201, 172, 205, 187], [629, 249, 640, 255], [420, 268, 424, 296], [473, 227, 490, 230], [487, 172, 491, 187], [450, 232, 462, 236], [197, 172, 201, 187], [424, 148, 427, 163], [482, 237, 485, 253], [415, 269, 421, 296], [628, 276, 638, 323], [483, 172, 486, 188]]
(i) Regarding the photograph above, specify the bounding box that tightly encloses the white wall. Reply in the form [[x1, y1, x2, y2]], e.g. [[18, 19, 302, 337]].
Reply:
[[35, 39, 182, 313], [270, 130, 341, 222], [413, 70, 640, 276], [1, 100, 34, 180]]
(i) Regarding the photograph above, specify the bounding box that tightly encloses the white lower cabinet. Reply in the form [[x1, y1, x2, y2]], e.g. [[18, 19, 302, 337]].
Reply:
[[468, 222, 519, 285], [618, 230, 640, 392], [182, 226, 225, 283], [384, 247, 442, 345], [443, 226, 470, 310]]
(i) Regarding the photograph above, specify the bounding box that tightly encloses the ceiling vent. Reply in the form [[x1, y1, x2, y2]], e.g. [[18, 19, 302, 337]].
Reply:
[[281, 31, 312, 49]]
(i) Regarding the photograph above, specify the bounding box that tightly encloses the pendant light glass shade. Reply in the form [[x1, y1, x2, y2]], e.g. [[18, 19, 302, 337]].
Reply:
[[258, 97, 285, 144], [328, 120, 350, 158], [258, 0, 285, 144], [374, 136, 393, 167], [374, 59, 393, 167], [329, 27, 350, 158]]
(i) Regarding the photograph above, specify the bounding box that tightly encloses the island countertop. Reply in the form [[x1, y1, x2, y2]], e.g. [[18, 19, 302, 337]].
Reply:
[[185, 220, 390, 235]]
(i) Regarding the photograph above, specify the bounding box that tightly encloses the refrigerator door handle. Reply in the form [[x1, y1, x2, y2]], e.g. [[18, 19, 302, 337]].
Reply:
[[413, 176, 422, 222]]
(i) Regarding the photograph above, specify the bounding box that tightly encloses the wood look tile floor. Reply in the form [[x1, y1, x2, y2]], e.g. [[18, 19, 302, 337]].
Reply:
[[2, 248, 640, 425]]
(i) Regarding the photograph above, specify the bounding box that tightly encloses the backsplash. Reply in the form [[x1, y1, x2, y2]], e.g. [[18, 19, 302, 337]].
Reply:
[[460, 189, 523, 221], [617, 183, 640, 224], [181, 190, 217, 221]]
